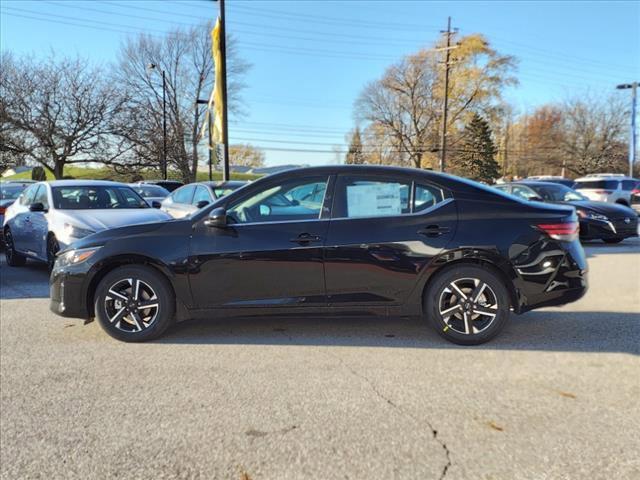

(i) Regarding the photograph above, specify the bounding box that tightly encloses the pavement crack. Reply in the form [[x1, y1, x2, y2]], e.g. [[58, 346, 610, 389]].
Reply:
[[324, 350, 452, 479]]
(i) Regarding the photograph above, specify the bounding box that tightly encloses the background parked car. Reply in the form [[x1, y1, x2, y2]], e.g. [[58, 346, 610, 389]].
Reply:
[[141, 180, 184, 192], [3, 180, 171, 269], [161, 181, 246, 219], [495, 181, 638, 244], [631, 183, 640, 215], [524, 176, 575, 188], [0, 181, 31, 243], [573, 174, 639, 206], [128, 183, 170, 207]]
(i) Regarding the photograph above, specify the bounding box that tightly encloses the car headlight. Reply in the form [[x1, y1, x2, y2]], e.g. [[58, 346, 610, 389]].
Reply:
[[56, 247, 101, 268], [63, 223, 95, 239], [576, 210, 608, 221]]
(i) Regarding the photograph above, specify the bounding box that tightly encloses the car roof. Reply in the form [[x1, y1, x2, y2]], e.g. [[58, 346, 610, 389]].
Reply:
[[513, 181, 568, 188], [200, 180, 247, 188], [574, 175, 636, 181], [46, 180, 129, 187]]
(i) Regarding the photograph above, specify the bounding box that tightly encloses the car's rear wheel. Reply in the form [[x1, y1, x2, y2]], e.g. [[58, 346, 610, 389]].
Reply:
[[603, 237, 624, 244], [424, 265, 511, 345], [4, 228, 27, 267], [94, 265, 175, 342]]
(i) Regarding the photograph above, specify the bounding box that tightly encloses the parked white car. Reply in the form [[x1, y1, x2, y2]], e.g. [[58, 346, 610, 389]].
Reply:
[[573, 174, 639, 207], [3, 180, 172, 269]]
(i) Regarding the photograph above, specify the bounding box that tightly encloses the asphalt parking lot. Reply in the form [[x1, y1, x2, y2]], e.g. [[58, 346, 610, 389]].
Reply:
[[1, 239, 639, 480]]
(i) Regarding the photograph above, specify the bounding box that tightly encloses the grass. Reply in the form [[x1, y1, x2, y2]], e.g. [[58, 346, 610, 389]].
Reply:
[[2, 166, 262, 182]]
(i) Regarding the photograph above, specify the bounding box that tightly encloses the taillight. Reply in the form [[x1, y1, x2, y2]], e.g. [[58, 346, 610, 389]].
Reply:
[[632, 189, 640, 195], [0, 206, 5, 215], [536, 222, 579, 242]]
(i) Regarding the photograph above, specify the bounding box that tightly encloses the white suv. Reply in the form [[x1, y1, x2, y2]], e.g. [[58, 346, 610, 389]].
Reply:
[[573, 174, 639, 207]]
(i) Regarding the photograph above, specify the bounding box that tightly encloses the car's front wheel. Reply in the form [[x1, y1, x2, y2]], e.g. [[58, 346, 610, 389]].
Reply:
[[4, 228, 27, 267], [424, 265, 511, 345], [94, 265, 175, 342]]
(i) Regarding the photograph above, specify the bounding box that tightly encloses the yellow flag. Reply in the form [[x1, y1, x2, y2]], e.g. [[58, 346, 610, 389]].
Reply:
[[211, 18, 224, 143]]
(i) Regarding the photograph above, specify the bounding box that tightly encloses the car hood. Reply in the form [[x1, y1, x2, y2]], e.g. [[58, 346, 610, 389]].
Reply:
[[64, 208, 171, 232], [570, 200, 635, 217]]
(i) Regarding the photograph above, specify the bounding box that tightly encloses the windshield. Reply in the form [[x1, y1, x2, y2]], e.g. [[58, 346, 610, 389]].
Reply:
[[0, 184, 27, 200], [529, 184, 587, 202], [131, 185, 169, 198], [52, 186, 148, 210]]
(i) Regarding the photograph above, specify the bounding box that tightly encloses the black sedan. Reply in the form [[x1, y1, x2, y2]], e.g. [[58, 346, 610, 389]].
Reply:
[[48, 166, 588, 345], [495, 181, 638, 244]]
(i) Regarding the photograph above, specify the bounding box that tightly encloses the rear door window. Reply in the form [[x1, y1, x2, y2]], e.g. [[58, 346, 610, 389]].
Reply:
[[171, 185, 195, 204], [333, 176, 411, 219], [575, 180, 620, 190]]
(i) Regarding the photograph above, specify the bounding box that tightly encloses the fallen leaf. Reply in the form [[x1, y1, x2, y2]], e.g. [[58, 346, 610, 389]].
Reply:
[[558, 391, 576, 399], [487, 421, 504, 432]]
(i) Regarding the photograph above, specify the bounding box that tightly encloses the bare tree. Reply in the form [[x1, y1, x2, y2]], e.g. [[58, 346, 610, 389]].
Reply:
[[355, 34, 517, 169], [560, 94, 628, 175], [113, 24, 250, 183], [229, 143, 264, 167], [0, 52, 129, 178]]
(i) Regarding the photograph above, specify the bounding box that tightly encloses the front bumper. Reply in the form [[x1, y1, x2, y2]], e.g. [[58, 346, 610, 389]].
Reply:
[[579, 216, 638, 240], [49, 263, 91, 319]]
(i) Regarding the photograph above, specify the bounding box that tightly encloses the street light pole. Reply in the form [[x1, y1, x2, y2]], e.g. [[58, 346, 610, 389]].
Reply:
[[617, 82, 638, 177], [148, 63, 168, 180], [161, 69, 167, 180]]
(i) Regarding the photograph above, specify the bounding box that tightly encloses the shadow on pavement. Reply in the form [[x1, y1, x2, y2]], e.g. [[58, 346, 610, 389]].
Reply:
[[157, 310, 640, 355], [0, 260, 50, 299]]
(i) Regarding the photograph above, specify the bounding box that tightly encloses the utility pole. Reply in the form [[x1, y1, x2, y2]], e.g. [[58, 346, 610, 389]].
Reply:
[[196, 98, 214, 181], [219, 0, 230, 181], [616, 82, 638, 177], [439, 17, 456, 172]]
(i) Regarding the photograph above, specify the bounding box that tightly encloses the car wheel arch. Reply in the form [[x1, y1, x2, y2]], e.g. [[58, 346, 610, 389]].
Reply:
[[420, 256, 520, 315], [85, 255, 178, 318], [615, 199, 629, 206]]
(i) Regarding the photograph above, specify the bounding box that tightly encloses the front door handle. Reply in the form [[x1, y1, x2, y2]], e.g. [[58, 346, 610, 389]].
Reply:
[[418, 225, 450, 237], [290, 233, 322, 244]]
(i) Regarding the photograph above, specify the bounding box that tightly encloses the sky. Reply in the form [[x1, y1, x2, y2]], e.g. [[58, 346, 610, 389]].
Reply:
[[1, 0, 638, 167]]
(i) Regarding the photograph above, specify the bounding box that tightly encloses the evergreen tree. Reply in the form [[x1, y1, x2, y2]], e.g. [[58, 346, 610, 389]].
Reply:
[[452, 114, 500, 182], [345, 127, 365, 164]]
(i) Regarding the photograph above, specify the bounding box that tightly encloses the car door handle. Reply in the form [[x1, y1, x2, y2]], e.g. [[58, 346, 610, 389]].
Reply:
[[418, 225, 450, 237], [290, 233, 322, 244]]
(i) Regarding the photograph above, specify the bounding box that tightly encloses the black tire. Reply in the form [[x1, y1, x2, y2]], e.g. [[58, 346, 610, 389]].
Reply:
[[4, 227, 27, 267], [424, 264, 511, 345], [94, 265, 175, 342], [603, 237, 624, 244], [47, 234, 60, 272]]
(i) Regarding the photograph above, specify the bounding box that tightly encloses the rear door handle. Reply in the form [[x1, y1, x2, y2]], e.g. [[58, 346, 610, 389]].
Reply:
[[290, 233, 322, 244], [418, 225, 450, 237]]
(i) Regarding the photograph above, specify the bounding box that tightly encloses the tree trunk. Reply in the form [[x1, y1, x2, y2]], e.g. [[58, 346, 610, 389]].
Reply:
[[53, 161, 64, 179]]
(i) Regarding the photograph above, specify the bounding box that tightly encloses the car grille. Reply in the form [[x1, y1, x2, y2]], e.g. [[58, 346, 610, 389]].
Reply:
[[611, 216, 638, 235]]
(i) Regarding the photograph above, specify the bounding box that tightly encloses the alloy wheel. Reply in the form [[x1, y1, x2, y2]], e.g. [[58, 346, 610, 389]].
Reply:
[[438, 277, 499, 335], [104, 278, 160, 333], [5, 230, 14, 262]]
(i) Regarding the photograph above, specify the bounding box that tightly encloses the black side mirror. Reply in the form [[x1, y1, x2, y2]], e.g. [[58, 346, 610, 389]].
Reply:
[[204, 207, 227, 228], [151, 200, 162, 209], [29, 202, 46, 212], [196, 200, 210, 209], [529, 196, 544, 202]]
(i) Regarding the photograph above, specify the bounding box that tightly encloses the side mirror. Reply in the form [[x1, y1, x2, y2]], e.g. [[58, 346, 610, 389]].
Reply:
[[151, 200, 162, 209], [204, 207, 227, 228], [529, 196, 544, 202], [29, 202, 46, 212], [196, 200, 210, 209]]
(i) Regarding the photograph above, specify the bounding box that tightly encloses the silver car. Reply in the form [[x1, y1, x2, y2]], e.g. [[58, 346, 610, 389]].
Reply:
[[0, 182, 31, 242], [128, 183, 170, 207], [161, 181, 247, 219], [573, 174, 639, 207], [3, 180, 171, 269]]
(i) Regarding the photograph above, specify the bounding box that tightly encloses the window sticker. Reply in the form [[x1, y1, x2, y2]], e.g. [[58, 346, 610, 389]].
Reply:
[[346, 183, 403, 218]]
